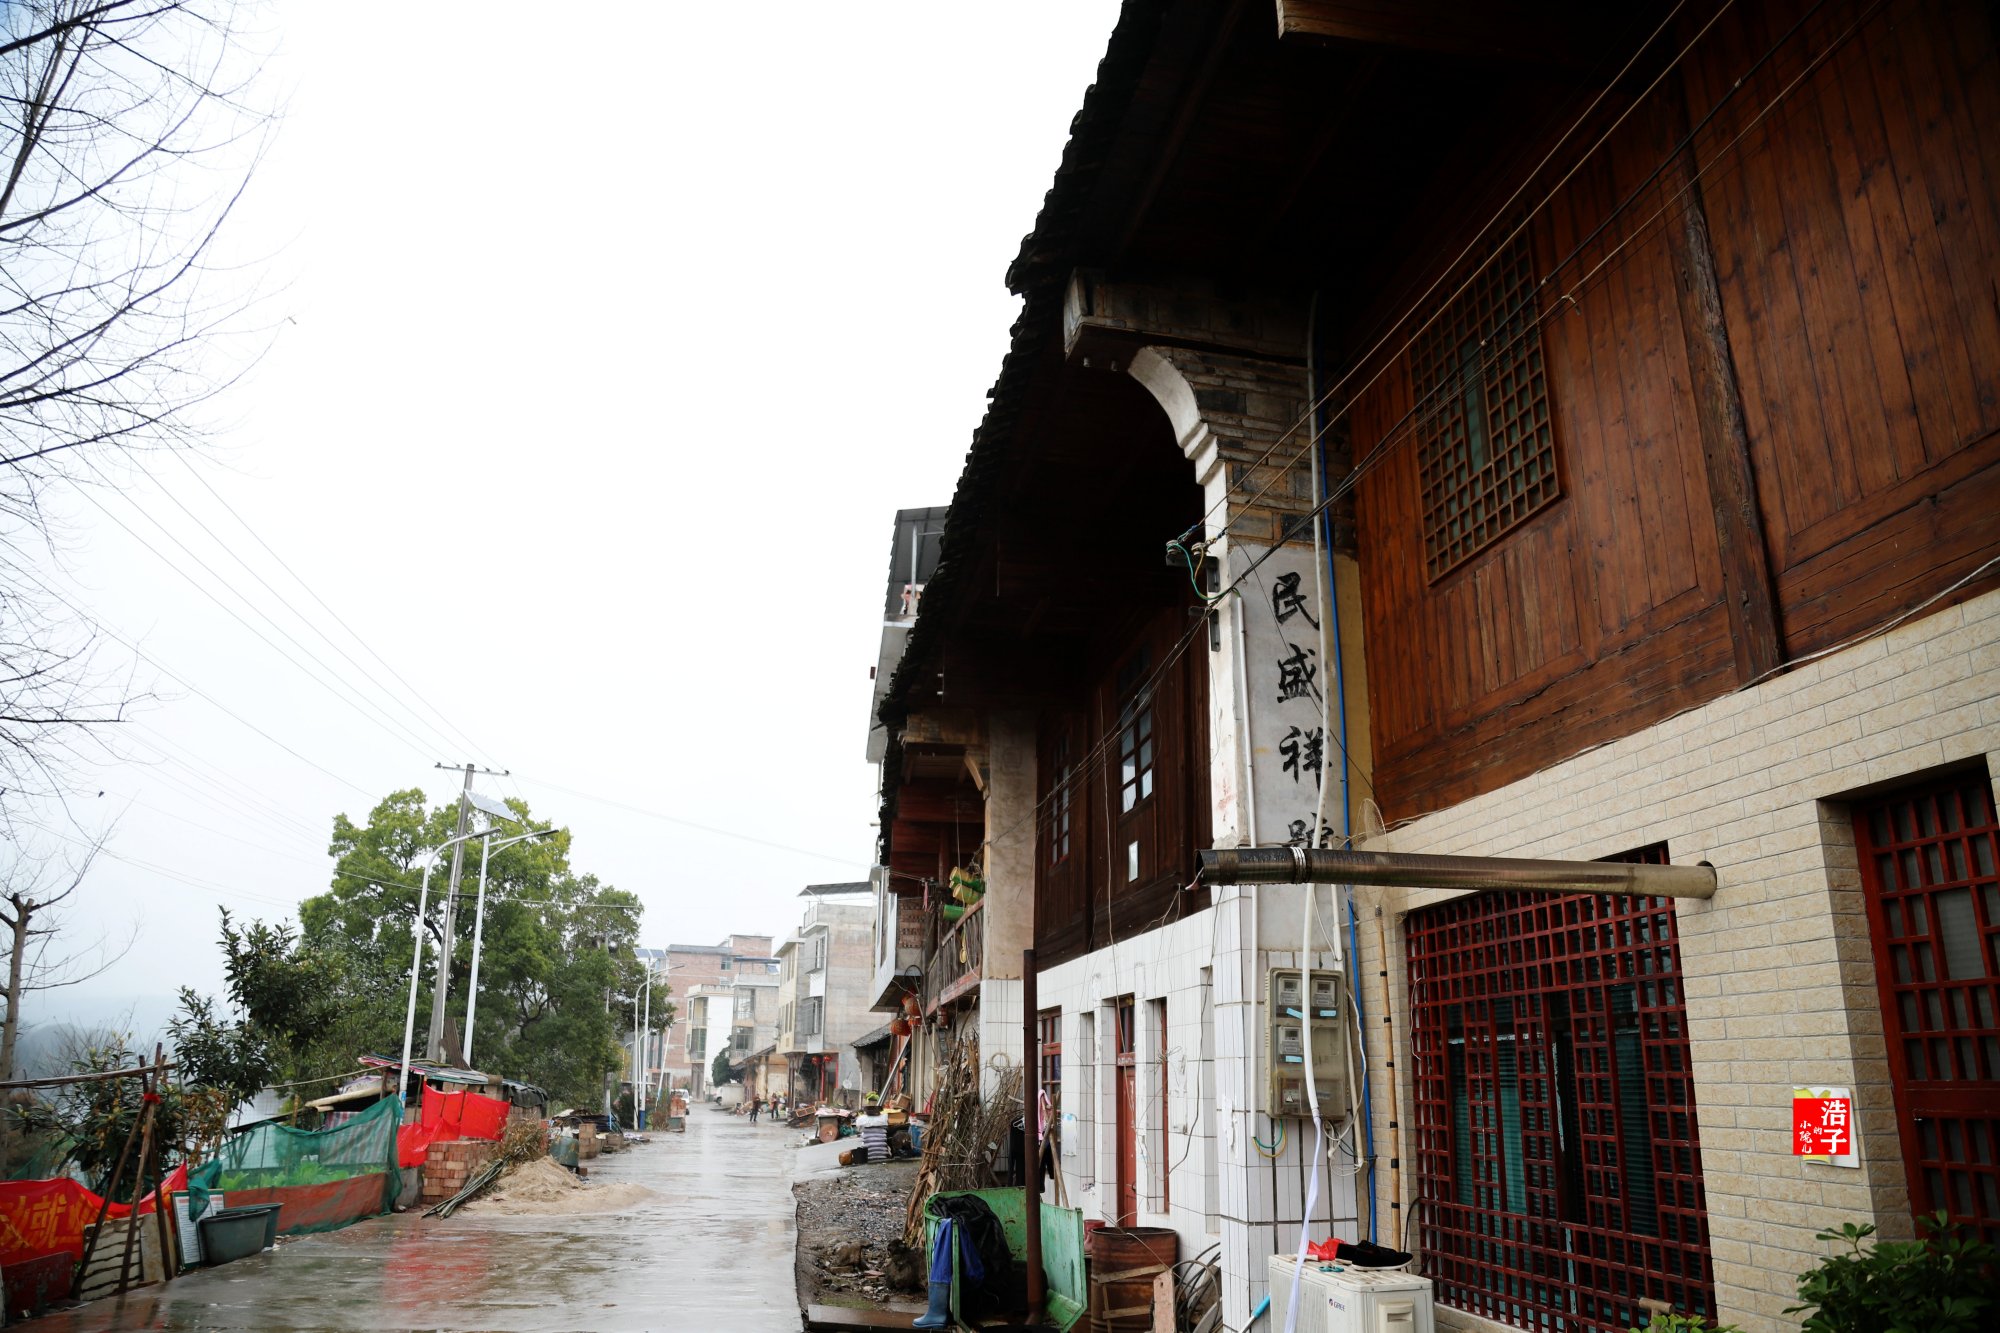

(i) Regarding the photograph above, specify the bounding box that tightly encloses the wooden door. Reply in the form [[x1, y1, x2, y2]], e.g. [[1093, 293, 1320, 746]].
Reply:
[[1853, 772, 2000, 1242], [1114, 997, 1138, 1226]]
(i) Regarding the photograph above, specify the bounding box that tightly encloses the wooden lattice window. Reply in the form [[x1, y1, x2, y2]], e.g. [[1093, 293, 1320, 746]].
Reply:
[[1413, 232, 1560, 579], [1407, 845, 1715, 1333], [1050, 734, 1075, 865], [1116, 648, 1156, 815], [1853, 770, 2000, 1242]]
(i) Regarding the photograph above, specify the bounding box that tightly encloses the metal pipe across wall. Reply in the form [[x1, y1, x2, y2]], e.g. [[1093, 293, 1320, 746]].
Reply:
[[1198, 847, 1717, 898]]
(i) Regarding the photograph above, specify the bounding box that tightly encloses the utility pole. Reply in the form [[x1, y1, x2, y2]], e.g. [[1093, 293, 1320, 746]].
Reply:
[[636, 953, 650, 1127], [427, 762, 507, 1062]]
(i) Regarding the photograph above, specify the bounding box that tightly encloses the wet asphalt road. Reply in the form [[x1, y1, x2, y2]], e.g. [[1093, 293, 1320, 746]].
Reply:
[[30, 1108, 803, 1332]]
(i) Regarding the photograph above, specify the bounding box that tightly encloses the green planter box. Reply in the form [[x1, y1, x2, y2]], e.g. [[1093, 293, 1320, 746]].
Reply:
[[196, 1204, 280, 1266], [921, 1187, 1086, 1331]]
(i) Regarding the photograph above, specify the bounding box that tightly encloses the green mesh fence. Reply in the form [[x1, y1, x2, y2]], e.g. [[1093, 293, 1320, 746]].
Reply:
[[186, 1095, 400, 1236]]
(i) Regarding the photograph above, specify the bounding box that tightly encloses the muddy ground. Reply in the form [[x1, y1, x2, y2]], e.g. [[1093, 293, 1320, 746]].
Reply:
[[793, 1155, 927, 1315]]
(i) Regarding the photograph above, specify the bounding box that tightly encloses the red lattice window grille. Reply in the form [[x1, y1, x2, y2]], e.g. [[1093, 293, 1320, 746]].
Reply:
[[1412, 231, 1561, 580], [1852, 770, 2000, 1242], [1407, 847, 1715, 1332]]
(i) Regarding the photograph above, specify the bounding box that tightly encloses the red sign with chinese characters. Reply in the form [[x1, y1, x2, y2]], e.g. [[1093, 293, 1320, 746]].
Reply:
[[1793, 1095, 1852, 1157]]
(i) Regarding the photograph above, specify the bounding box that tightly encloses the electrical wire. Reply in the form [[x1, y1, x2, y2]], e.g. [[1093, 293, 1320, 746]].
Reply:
[[101, 789, 327, 866], [124, 741, 325, 842], [12, 563, 376, 797], [68, 469, 441, 761], [512, 775, 869, 871], [163, 448, 506, 771], [124, 454, 477, 762], [128, 723, 329, 838], [1168, 540, 1228, 604]]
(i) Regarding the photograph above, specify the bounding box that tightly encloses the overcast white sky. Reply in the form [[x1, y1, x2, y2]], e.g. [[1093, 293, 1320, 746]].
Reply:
[[33, 1, 1123, 1033]]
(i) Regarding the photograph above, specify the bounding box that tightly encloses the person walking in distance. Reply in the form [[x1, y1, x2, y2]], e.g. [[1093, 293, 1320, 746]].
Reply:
[[749, 1094, 762, 1124]]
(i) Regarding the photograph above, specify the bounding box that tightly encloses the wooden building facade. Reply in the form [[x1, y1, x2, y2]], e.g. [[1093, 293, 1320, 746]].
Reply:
[[866, 3, 2000, 1331]]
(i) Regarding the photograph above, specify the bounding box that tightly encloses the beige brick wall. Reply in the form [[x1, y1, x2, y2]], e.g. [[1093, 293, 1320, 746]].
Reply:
[[1353, 588, 2000, 1332]]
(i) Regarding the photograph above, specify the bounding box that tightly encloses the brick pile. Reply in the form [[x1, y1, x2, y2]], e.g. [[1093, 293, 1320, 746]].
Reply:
[[419, 1138, 497, 1206]]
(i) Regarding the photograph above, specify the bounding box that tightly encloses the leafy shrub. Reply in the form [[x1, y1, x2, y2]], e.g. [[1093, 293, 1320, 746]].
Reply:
[[1786, 1212, 1996, 1333]]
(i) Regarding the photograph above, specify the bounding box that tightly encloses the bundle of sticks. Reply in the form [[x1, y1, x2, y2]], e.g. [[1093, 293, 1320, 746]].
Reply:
[[902, 1041, 1022, 1246]]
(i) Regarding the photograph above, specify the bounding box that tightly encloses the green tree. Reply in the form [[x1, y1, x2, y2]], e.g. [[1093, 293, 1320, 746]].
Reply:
[[296, 790, 668, 1108], [712, 1049, 734, 1090], [168, 988, 273, 1158]]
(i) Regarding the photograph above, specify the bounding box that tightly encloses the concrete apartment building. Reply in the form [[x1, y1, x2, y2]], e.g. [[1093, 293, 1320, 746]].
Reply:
[[774, 934, 800, 1079], [778, 886, 877, 1106], [866, 3, 2000, 1331], [657, 933, 774, 1092]]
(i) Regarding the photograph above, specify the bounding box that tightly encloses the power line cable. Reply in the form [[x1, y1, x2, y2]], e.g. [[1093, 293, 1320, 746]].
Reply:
[[129, 722, 330, 838], [126, 455, 476, 762], [510, 775, 870, 871], [101, 790, 328, 866], [160, 449, 507, 770], [111, 747, 325, 845], [29, 822, 301, 911], [67, 466, 442, 761], [12, 564, 376, 797]]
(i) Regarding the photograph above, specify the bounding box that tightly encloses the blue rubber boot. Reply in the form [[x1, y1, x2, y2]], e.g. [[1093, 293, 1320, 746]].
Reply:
[[912, 1281, 951, 1329], [914, 1218, 954, 1328]]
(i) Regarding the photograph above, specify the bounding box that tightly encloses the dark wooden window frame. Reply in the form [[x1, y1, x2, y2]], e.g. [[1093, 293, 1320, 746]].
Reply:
[[1050, 733, 1076, 865], [1412, 230, 1562, 581]]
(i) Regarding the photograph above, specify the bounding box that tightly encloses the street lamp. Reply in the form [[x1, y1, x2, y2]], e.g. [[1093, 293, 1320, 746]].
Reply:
[[462, 826, 559, 1067], [397, 828, 499, 1111]]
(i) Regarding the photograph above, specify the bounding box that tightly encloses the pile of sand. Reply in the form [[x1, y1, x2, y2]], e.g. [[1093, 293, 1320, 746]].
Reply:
[[461, 1155, 652, 1216]]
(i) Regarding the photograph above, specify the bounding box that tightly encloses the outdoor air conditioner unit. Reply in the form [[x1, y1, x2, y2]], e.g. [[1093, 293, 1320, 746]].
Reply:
[[1268, 1255, 1436, 1333]]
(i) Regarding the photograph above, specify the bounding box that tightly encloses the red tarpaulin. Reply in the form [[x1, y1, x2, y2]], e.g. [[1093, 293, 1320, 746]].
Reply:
[[0, 1164, 188, 1265], [394, 1086, 510, 1167]]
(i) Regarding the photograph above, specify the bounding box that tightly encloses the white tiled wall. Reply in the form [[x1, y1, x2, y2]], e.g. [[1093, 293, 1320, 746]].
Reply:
[[1037, 886, 1363, 1332], [1358, 588, 2000, 1332]]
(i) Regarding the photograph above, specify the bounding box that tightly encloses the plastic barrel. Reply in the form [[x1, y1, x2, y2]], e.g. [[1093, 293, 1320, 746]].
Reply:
[[1084, 1225, 1177, 1332]]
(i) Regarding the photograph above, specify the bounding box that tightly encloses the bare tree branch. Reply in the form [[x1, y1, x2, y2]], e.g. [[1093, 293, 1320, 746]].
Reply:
[[0, 0, 272, 806]]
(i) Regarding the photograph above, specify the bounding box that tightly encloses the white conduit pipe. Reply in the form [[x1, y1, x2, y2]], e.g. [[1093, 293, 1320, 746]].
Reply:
[[1286, 381, 1344, 1333]]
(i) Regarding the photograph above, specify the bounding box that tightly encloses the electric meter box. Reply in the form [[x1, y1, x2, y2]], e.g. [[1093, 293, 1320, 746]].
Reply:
[[1269, 1254, 1435, 1333], [1266, 967, 1347, 1117]]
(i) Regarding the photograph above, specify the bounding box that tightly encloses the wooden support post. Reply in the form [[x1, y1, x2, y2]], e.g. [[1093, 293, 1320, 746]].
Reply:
[[1022, 947, 1045, 1325], [149, 1051, 177, 1283], [115, 1074, 159, 1296], [1662, 78, 1783, 682]]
